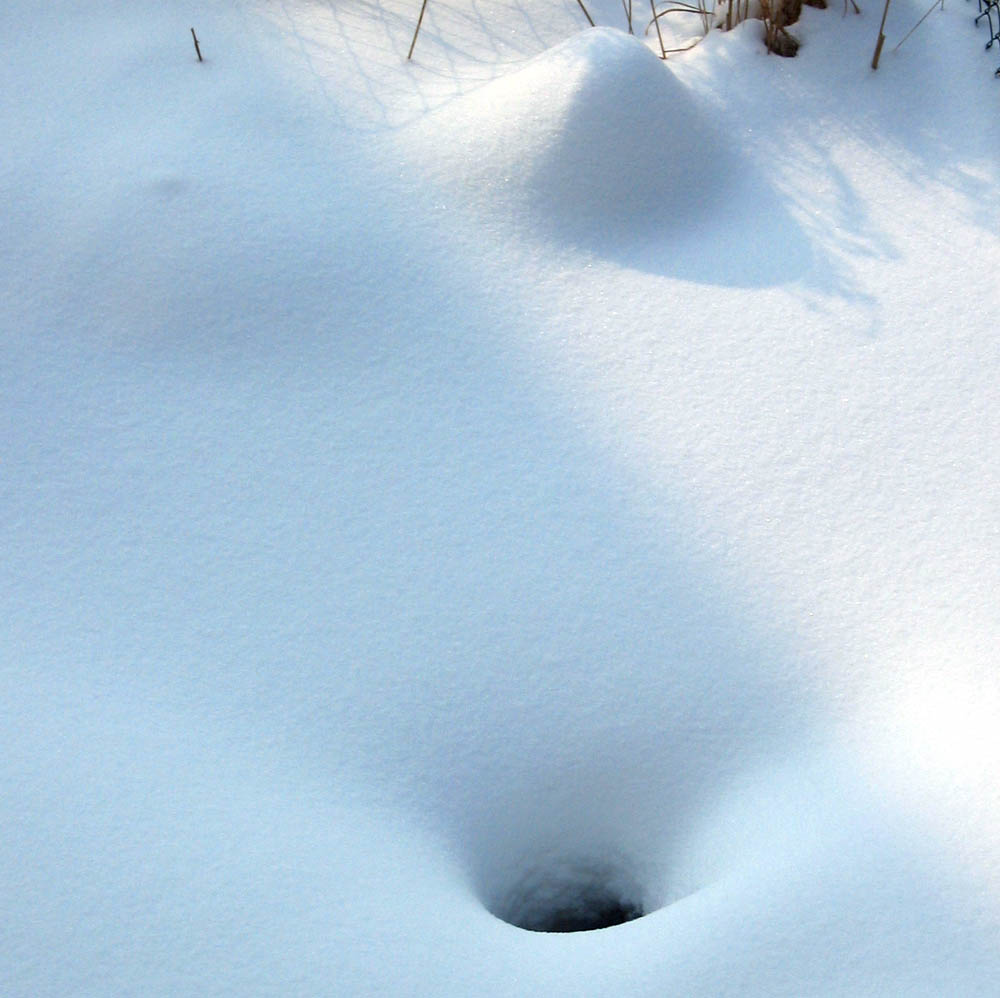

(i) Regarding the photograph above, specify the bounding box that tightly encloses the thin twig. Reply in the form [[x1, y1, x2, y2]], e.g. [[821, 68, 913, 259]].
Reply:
[[651, 3, 713, 17], [576, 0, 597, 26], [649, 0, 668, 56], [190, 27, 203, 62], [645, 0, 718, 54], [407, 0, 430, 60], [661, 35, 707, 52], [892, 0, 943, 50]]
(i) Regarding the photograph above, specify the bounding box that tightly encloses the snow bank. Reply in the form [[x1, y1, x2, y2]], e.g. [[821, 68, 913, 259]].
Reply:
[[408, 26, 811, 280], [411, 29, 725, 241]]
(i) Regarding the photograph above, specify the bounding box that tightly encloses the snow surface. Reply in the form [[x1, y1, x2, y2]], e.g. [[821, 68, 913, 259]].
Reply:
[[3, 0, 1000, 994]]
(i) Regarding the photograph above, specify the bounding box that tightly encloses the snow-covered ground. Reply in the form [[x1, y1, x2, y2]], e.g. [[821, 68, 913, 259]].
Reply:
[[3, 0, 1000, 993]]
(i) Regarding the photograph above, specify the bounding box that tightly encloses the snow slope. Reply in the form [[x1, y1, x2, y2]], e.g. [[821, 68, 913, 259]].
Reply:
[[2, 0, 1000, 994]]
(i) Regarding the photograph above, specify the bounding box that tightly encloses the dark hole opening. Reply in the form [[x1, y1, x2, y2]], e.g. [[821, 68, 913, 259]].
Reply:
[[493, 859, 645, 933], [539, 894, 643, 933]]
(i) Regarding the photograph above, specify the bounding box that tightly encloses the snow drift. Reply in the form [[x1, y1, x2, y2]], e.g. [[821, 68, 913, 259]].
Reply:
[[412, 28, 727, 243], [409, 26, 811, 280]]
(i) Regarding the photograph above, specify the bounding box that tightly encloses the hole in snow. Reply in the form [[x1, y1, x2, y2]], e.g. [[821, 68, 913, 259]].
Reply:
[[491, 856, 646, 933]]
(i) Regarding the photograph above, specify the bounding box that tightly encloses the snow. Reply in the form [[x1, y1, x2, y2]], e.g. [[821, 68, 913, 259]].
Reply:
[[2, 0, 1000, 993], [409, 29, 731, 242]]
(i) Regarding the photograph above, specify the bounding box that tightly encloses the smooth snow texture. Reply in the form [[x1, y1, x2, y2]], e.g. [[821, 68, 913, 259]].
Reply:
[[3, 0, 1000, 994], [410, 26, 810, 278], [412, 29, 725, 237]]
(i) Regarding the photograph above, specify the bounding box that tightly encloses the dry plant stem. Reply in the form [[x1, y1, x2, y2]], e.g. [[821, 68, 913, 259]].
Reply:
[[191, 27, 203, 62], [623, 0, 635, 32], [662, 35, 708, 51], [760, 0, 772, 47], [893, 0, 942, 51], [643, 0, 720, 53], [407, 0, 430, 59], [645, 3, 718, 54], [651, 4, 714, 17], [871, 0, 891, 66], [650, 0, 668, 55], [649, 4, 716, 25], [408, 0, 592, 61]]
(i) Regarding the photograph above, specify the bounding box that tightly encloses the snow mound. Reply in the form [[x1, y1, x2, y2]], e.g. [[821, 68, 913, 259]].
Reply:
[[410, 28, 729, 246]]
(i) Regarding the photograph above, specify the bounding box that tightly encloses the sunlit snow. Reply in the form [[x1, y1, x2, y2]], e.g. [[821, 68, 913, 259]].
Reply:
[[3, 0, 1000, 993]]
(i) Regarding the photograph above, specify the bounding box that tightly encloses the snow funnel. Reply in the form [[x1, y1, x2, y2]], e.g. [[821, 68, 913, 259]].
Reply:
[[411, 28, 728, 247]]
